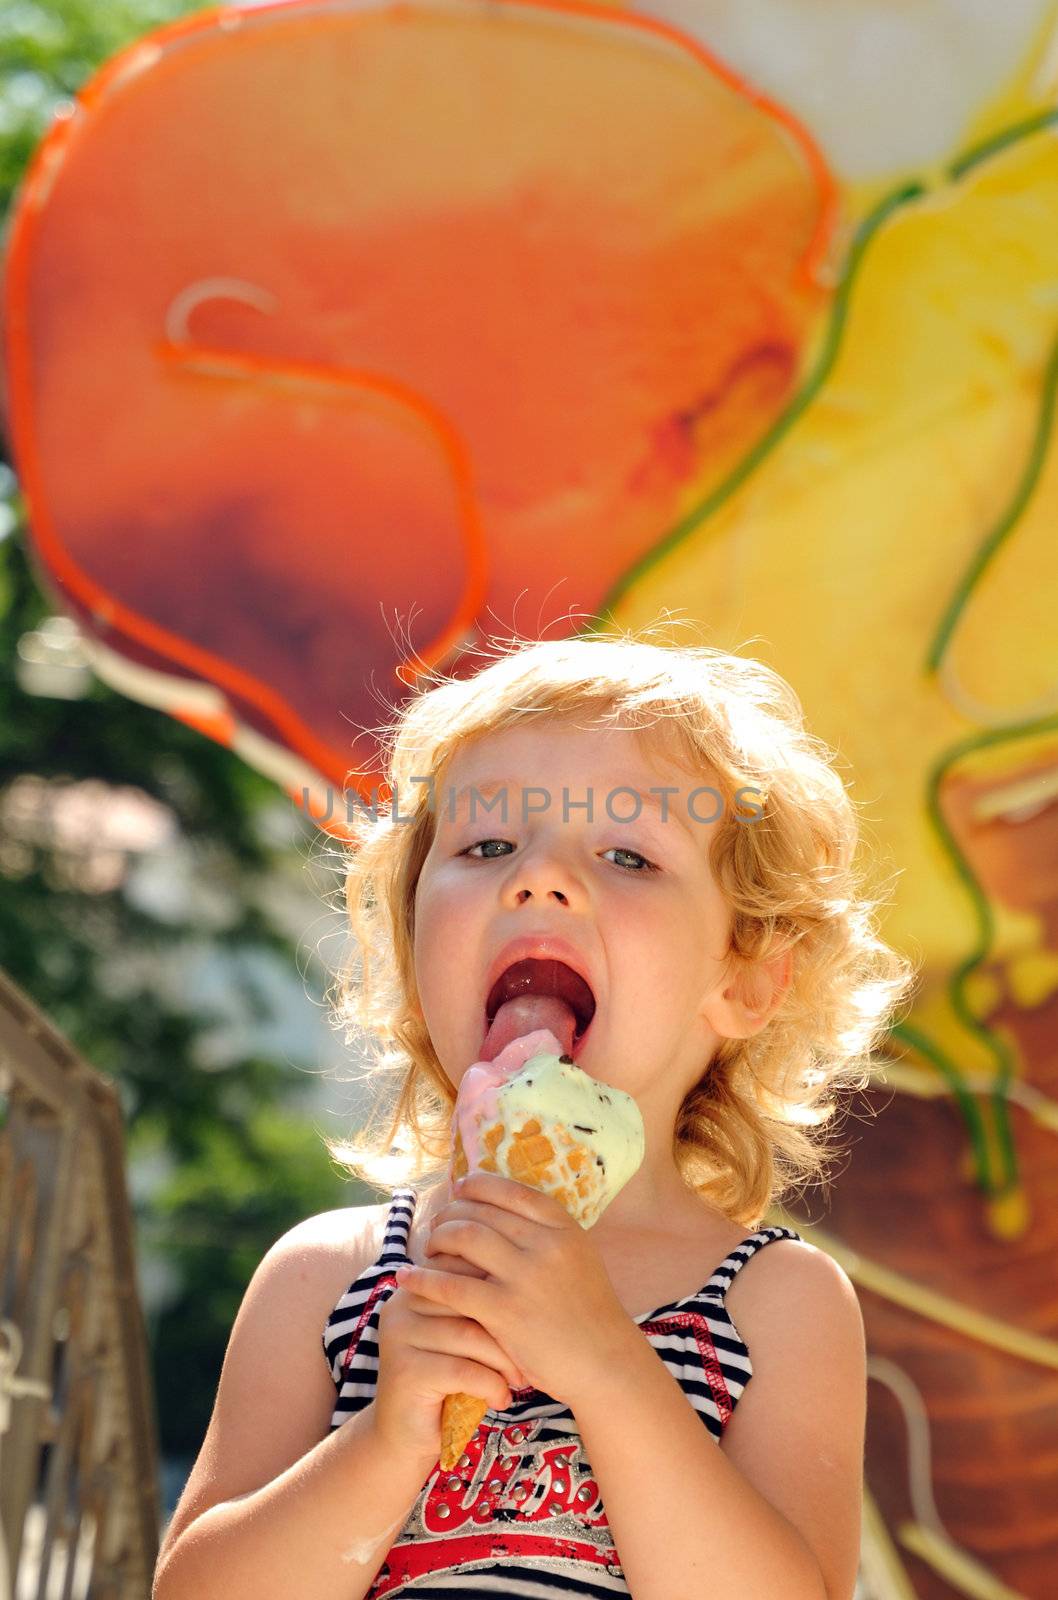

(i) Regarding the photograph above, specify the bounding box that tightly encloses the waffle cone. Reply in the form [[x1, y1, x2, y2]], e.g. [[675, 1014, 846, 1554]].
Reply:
[[440, 1391, 490, 1471], [438, 1119, 598, 1470]]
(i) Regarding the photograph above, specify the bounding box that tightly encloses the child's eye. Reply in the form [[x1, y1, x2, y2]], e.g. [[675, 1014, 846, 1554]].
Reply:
[[461, 839, 513, 861], [602, 846, 659, 874], [460, 839, 659, 874]]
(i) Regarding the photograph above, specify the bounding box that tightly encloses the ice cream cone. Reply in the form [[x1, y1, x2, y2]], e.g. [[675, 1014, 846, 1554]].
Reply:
[[438, 1035, 644, 1470], [440, 1387, 490, 1472]]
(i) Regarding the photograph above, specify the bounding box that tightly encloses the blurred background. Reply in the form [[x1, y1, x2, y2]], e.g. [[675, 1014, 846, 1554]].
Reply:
[[1, 1, 1057, 1597], [0, 0, 381, 1558]]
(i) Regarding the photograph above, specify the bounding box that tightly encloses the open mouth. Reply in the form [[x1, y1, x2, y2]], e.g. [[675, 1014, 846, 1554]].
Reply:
[[483, 957, 597, 1057]]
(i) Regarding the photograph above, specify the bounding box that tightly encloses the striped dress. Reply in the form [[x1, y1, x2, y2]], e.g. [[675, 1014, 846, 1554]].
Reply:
[[323, 1186, 803, 1597]]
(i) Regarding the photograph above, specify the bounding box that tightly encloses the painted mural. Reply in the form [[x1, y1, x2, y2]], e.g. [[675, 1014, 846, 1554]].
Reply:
[[2, 2, 1057, 1594]]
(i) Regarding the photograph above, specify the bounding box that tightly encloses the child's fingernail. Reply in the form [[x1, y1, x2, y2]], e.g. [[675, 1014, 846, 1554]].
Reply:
[[395, 1264, 413, 1282]]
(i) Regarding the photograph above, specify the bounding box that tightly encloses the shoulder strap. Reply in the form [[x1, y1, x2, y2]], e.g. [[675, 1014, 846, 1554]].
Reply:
[[702, 1225, 804, 1303], [377, 1186, 417, 1266]]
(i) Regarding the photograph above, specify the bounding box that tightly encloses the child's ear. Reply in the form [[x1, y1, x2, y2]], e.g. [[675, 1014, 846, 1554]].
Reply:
[[701, 947, 793, 1041]]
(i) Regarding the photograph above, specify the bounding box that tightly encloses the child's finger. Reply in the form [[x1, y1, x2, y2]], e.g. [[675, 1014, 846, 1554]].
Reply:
[[397, 1262, 495, 1329], [399, 1248, 483, 1316]]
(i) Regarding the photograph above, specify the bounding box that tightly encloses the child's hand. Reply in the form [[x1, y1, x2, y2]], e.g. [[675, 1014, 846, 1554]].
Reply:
[[401, 1170, 637, 1409], [374, 1249, 524, 1467]]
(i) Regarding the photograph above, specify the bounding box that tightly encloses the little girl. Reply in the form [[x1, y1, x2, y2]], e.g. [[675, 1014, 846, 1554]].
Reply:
[[154, 628, 915, 1600]]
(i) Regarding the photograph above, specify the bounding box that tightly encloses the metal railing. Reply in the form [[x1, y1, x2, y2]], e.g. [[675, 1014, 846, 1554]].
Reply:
[[0, 967, 160, 1599]]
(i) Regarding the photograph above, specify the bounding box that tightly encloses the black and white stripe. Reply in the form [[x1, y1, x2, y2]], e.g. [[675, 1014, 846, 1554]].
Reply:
[[322, 1187, 803, 1596]]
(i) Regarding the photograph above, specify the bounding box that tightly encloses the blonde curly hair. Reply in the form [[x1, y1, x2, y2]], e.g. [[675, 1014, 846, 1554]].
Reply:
[[322, 621, 918, 1227]]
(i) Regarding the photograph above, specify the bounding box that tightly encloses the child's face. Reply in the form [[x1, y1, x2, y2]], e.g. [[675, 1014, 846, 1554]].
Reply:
[[413, 718, 742, 1125]]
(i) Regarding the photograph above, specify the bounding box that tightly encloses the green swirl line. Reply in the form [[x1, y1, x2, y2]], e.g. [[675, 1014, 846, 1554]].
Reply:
[[924, 713, 1058, 1196], [948, 105, 1058, 181], [573, 108, 1058, 1199], [576, 108, 1058, 635], [920, 109, 1058, 1197], [927, 326, 1058, 672], [574, 180, 924, 633], [889, 1021, 995, 1191]]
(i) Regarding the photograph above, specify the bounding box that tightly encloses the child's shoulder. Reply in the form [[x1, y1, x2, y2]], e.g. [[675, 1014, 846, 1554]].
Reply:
[[280, 1199, 392, 1251], [722, 1229, 864, 1396], [724, 1228, 855, 1332], [715, 1233, 866, 1600], [270, 1199, 394, 1308]]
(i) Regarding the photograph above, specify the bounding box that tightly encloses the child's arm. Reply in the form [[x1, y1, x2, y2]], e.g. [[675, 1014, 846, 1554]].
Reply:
[[575, 1245, 865, 1600], [153, 1402, 436, 1600], [152, 1219, 440, 1600]]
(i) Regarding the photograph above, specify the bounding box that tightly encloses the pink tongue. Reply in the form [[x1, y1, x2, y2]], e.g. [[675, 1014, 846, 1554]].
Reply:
[[481, 995, 577, 1063]]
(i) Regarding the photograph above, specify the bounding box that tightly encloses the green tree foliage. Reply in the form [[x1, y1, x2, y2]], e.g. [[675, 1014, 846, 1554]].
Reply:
[[0, 0, 367, 1468]]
